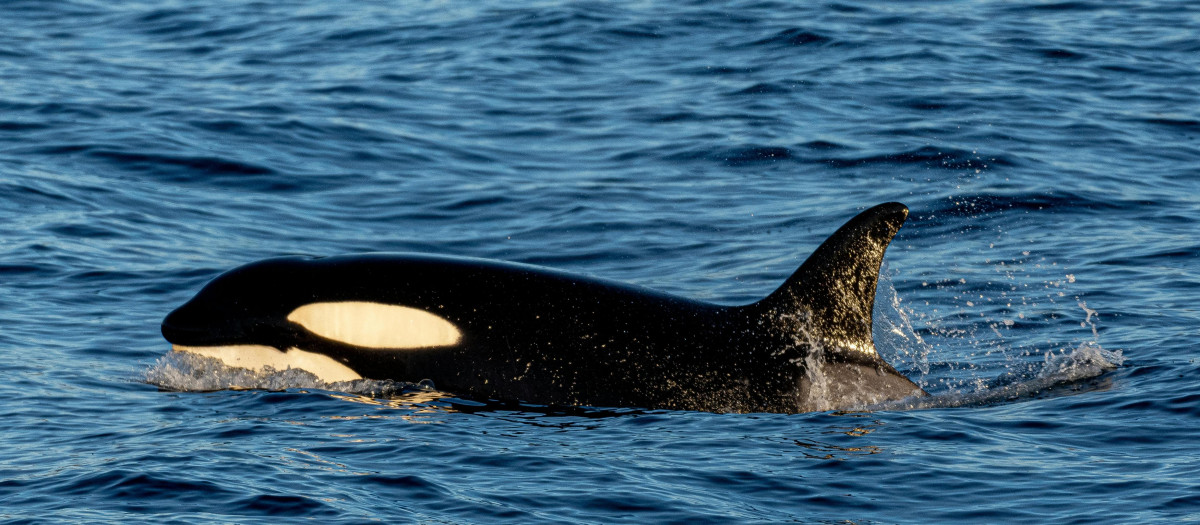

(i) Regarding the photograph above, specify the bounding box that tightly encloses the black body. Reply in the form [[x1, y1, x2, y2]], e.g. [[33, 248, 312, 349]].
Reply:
[[162, 202, 925, 413]]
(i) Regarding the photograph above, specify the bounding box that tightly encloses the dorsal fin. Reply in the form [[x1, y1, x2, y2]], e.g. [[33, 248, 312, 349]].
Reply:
[[751, 202, 908, 357]]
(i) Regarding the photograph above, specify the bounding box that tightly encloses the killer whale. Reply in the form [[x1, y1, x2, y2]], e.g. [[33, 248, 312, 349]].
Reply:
[[161, 202, 925, 413]]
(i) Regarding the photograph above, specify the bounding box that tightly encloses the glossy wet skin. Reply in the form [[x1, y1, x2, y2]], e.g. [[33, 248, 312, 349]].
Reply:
[[163, 253, 769, 408], [162, 204, 926, 412]]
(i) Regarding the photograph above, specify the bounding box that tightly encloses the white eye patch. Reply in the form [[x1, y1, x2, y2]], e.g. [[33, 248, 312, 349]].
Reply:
[[286, 301, 462, 349]]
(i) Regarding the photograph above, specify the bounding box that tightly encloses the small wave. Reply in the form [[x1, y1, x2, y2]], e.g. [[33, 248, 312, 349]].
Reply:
[[1099, 244, 1200, 265], [679, 65, 762, 76], [33, 102, 103, 118], [57, 469, 233, 501], [921, 191, 1126, 219], [747, 28, 833, 47], [308, 84, 371, 95], [1141, 117, 1200, 131], [186, 119, 252, 133], [90, 150, 276, 176], [48, 223, 126, 240], [0, 264, 46, 276], [888, 97, 960, 111], [720, 145, 793, 165], [0, 48, 31, 59], [83, 149, 323, 192], [601, 26, 665, 40], [0, 120, 50, 131], [134, 10, 209, 37], [233, 494, 336, 516], [1036, 48, 1088, 61], [1023, 1, 1101, 11], [731, 82, 792, 95], [798, 140, 847, 150], [321, 27, 397, 44], [434, 195, 513, 212], [818, 146, 1015, 170]]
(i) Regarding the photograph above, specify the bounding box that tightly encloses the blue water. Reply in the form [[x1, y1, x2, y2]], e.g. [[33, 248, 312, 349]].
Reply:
[[2, 0, 1198, 522]]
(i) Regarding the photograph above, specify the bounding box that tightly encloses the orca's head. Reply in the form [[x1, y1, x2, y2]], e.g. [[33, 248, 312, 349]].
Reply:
[[162, 256, 462, 383], [162, 256, 313, 349]]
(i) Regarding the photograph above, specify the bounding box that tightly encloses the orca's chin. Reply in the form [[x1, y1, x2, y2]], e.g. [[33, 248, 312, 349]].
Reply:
[[172, 344, 363, 383]]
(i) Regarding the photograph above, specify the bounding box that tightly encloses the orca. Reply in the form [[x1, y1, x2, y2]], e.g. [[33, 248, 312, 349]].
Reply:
[[161, 202, 925, 413]]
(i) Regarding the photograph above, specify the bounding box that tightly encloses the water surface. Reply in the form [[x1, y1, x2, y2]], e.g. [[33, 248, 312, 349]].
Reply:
[[2, 0, 1198, 522]]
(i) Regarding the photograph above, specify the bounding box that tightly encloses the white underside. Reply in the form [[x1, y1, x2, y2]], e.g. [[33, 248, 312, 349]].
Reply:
[[173, 344, 363, 383]]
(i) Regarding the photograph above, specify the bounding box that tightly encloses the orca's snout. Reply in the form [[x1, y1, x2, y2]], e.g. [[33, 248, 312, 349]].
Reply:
[[161, 308, 206, 345], [161, 305, 240, 346], [161, 302, 301, 349]]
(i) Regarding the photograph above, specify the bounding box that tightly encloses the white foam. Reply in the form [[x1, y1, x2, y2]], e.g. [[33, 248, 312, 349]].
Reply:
[[172, 344, 363, 383], [871, 342, 1124, 411], [146, 349, 427, 398]]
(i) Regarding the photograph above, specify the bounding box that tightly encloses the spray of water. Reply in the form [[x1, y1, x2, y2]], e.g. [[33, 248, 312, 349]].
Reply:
[[870, 263, 1123, 411], [145, 351, 435, 398]]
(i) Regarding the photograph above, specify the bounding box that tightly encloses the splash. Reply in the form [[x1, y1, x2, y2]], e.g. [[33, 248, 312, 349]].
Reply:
[[145, 351, 434, 398], [873, 295, 1123, 411], [876, 342, 1122, 410], [777, 309, 837, 412], [874, 266, 933, 376], [146, 352, 644, 420]]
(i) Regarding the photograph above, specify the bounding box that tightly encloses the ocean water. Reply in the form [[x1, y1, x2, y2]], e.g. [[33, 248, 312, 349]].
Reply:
[[2, 0, 1198, 522]]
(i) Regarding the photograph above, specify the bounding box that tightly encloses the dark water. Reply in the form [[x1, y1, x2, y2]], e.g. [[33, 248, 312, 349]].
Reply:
[[2, 0, 1198, 522]]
